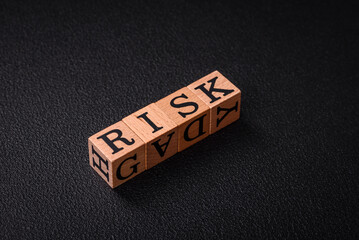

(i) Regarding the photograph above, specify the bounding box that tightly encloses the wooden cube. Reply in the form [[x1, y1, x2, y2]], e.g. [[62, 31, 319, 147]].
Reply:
[[123, 103, 178, 170], [155, 87, 210, 152], [187, 71, 241, 134], [88, 121, 145, 188]]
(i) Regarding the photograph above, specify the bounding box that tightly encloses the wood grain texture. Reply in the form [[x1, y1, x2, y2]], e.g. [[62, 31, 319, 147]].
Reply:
[[88, 121, 145, 188], [123, 103, 178, 169], [155, 87, 210, 151], [187, 70, 241, 134]]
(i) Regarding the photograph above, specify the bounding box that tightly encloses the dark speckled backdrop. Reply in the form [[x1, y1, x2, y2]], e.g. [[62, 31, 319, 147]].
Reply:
[[1, 1, 358, 239]]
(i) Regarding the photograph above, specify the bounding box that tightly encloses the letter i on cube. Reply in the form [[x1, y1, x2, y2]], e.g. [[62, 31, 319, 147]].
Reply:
[[123, 103, 178, 170], [88, 71, 241, 188]]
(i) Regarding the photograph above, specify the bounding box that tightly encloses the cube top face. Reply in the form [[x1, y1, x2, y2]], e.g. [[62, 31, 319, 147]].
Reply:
[[187, 70, 241, 108], [155, 87, 209, 126], [122, 103, 177, 143], [88, 121, 145, 162]]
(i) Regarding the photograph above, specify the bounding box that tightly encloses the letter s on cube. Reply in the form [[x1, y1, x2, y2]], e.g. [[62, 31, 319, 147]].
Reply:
[[155, 87, 210, 152], [88, 121, 145, 188]]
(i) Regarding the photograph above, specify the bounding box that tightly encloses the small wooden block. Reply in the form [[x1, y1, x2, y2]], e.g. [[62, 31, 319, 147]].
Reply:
[[123, 103, 178, 170], [155, 87, 210, 152], [187, 70, 241, 134], [88, 121, 145, 188]]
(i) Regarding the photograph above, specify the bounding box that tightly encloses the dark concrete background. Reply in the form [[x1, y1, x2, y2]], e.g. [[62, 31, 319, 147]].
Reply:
[[1, 1, 358, 239]]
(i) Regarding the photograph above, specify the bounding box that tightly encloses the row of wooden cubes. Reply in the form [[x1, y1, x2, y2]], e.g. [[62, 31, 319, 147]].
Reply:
[[88, 71, 241, 188]]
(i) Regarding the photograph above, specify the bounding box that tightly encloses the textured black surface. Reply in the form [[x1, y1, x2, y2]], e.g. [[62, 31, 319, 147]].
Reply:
[[1, 1, 358, 239]]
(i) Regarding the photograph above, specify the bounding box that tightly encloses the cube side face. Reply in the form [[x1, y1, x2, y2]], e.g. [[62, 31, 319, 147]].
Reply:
[[210, 92, 241, 134], [88, 121, 145, 188], [187, 71, 241, 134], [147, 129, 178, 169], [177, 110, 210, 151], [155, 87, 210, 152], [88, 138, 113, 187], [123, 103, 178, 169], [111, 145, 146, 188]]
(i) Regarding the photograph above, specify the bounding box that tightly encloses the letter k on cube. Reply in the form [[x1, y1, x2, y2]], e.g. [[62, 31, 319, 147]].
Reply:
[[88, 70, 241, 188]]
